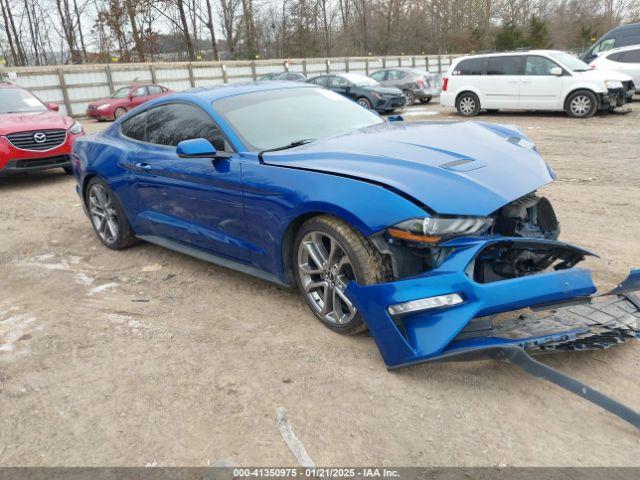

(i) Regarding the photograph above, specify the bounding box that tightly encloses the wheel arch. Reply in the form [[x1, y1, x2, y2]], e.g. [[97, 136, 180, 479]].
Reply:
[[279, 206, 376, 285], [455, 88, 482, 106], [563, 87, 601, 110]]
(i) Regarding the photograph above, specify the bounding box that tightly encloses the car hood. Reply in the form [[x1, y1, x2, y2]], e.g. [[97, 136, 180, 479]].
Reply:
[[262, 121, 555, 216], [0, 111, 73, 135], [574, 69, 634, 82]]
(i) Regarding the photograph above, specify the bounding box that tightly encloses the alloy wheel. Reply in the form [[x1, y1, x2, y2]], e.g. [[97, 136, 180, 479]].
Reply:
[[88, 184, 119, 245], [357, 98, 371, 109], [297, 231, 357, 325], [404, 90, 415, 105], [459, 96, 476, 115], [570, 95, 592, 117]]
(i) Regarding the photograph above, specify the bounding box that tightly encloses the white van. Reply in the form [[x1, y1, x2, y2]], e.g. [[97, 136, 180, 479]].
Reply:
[[440, 50, 635, 118]]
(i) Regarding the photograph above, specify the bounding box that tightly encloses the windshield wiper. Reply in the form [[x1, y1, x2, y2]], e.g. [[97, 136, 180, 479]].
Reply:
[[258, 139, 316, 160]]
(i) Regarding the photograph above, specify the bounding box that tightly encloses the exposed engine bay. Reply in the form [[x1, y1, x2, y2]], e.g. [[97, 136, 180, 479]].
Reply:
[[373, 191, 578, 282]]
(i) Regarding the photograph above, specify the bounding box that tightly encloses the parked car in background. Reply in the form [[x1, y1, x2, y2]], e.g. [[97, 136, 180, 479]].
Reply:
[[581, 23, 640, 64], [441, 50, 635, 118], [307, 73, 405, 113], [0, 82, 84, 175], [258, 72, 307, 82], [369, 68, 440, 105], [86, 84, 172, 121], [589, 45, 640, 87]]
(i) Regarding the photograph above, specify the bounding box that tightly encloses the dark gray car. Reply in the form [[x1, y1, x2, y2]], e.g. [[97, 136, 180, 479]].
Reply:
[[370, 68, 440, 105]]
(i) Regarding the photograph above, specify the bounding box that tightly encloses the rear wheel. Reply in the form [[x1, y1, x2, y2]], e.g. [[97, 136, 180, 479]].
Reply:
[[566, 90, 597, 118], [294, 215, 389, 335], [86, 178, 137, 250], [419, 97, 432, 104], [403, 90, 415, 105], [456, 92, 480, 116], [356, 97, 372, 109]]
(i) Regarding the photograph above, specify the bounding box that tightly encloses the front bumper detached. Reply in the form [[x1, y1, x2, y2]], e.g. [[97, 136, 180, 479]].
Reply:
[[345, 237, 639, 369]]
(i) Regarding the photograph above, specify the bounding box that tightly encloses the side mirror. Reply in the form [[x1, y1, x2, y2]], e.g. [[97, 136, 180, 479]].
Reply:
[[48, 102, 59, 111], [177, 138, 230, 159], [549, 67, 563, 76]]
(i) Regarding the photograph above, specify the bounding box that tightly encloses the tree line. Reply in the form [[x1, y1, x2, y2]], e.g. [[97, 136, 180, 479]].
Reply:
[[1, 0, 640, 66]]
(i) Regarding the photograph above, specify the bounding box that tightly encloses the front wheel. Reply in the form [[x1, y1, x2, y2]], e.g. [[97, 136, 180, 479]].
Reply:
[[456, 92, 480, 116], [419, 97, 432, 104], [356, 97, 372, 109], [403, 90, 415, 106], [86, 178, 137, 250], [113, 107, 127, 120], [294, 215, 389, 335], [566, 90, 597, 118]]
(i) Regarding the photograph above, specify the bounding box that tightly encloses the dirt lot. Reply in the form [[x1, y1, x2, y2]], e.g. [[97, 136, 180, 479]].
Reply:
[[1, 102, 639, 467]]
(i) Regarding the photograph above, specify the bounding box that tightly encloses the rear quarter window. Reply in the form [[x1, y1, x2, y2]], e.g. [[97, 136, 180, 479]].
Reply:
[[453, 58, 484, 75]]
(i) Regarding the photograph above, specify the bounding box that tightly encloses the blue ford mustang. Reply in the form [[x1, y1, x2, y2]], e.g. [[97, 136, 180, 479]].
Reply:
[[72, 82, 639, 370]]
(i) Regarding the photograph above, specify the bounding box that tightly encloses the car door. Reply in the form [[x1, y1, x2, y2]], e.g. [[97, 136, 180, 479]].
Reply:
[[123, 102, 249, 262], [128, 86, 150, 109], [329, 75, 357, 101], [369, 70, 387, 84], [479, 56, 524, 108], [519, 55, 566, 110]]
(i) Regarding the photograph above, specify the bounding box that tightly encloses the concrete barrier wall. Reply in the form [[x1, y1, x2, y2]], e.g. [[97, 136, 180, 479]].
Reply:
[[0, 55, 461, 117]]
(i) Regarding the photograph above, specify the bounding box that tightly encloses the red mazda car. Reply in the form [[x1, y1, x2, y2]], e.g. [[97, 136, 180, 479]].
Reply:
[[86, 83, 172, 121], [0, 82, 84, 175]]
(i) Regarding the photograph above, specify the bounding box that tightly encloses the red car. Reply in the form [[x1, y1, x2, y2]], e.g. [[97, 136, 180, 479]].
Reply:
[[0, 82, 84, 175], [86, 84, 172, 121]]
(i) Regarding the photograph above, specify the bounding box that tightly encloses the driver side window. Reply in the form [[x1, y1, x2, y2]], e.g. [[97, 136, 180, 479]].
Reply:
[[594, 38, 616, 54], [525, 56, 559, 75], [122, 103, 231, 152], [330, 76, 348, 87]]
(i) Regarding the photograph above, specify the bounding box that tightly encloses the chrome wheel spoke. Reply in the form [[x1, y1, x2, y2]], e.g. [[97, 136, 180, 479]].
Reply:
[[298, 230, 358, 325], [88, 184, 119, 244]]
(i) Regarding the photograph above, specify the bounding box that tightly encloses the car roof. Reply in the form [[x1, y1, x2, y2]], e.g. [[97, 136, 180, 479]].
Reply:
[[457, 50, 562, 61], [181, 81, 315, 102], [0, 81, 24, 90]]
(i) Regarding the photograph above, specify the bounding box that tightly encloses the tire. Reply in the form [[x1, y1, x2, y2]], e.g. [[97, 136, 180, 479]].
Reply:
[[113, 107, 127, 120], [356, 97, 372, 109], [293, 215, 389, 335], [63, 166, 73, 175], [419, 97, 432, 104], [85, 177, 137, 250], [456, 92, 480, 116], [403, 90, 415, 106], [565, 90, 597, 118]]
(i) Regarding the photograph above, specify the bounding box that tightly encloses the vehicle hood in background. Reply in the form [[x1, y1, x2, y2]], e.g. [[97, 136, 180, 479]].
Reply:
[[0, 111, 73, 135], [263, 121, 555, 216], [362, 86, 404, 96], [575, 69, 634, 82]]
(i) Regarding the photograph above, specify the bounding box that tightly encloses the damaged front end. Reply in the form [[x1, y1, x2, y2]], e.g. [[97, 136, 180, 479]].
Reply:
[[346, 193, 640, 428]]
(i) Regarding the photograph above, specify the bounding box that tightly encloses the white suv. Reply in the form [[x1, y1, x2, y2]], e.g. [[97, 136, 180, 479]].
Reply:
[[440, 50, 635, 118], [588, 45, 640, 87]]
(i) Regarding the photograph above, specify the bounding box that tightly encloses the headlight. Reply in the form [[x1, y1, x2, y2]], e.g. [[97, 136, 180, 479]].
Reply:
[[605, 80, 623, 89], [69, 122, 83, 134], [97, 104, 110, 110], [388, 215, 493, 243], [388, 293, 464, 316]]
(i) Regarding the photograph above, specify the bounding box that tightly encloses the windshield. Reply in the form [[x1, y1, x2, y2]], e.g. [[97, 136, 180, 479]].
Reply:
[[548, 52, 590, 72], [110, 87, 131, 98], [0, 88, 47, 114], [343, 73, 379, 87], [214, 87, 384, 151]]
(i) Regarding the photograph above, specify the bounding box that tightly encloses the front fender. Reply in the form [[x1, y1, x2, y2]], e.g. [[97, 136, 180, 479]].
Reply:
[[240, 161, 427, 282]]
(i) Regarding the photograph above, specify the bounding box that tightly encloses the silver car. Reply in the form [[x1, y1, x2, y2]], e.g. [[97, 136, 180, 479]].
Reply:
[[370, 68, 441, 105]]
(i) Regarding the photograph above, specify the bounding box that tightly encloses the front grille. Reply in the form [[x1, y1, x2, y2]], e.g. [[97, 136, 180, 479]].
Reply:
[[12, 155, 70, 169], [6, 129, 67, 151]]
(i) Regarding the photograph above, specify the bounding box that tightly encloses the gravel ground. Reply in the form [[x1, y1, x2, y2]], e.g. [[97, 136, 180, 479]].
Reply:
[[1, 102, 639, 467]]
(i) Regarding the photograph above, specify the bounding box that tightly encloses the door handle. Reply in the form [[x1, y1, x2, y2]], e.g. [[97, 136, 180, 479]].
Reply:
[[134, 162, 152, 171]]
